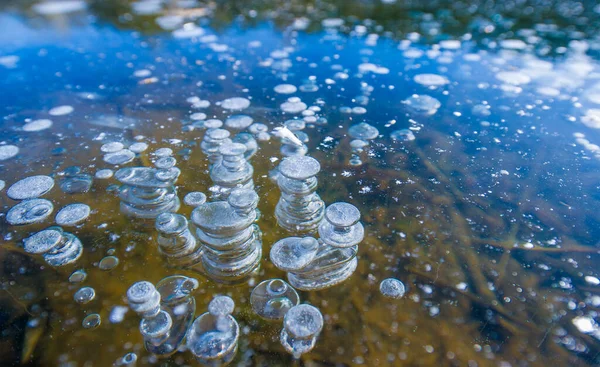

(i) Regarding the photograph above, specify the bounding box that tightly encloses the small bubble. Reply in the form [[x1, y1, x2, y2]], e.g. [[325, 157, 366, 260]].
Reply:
[[380, 278, 406, 299], [74, 287, 96, 304], [82, 313, 101, 329], [69, 269, 87, 283], [98, 256, 119, 271]]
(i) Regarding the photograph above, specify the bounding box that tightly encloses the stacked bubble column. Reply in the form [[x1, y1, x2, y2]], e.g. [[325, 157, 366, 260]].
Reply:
[[191, 188, 261, 283], [155, 213, 204, 273], [115, 156, 180, 219], [270, 202, 363, 291], [209, 143, 254, 200], [275, 156, 325, 234]]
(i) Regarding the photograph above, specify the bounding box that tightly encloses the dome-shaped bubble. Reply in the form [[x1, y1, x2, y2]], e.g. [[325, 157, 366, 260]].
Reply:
[[140, 310, 172, 338], [0, 145, 19, 161], [208, 296, 235, 317], [127, 281, 161, 318], [274, 84, 298, 94], [74, 287, 96, 304], [279, 156, 320, 181], [184, 192, 207, 207], [7, 175, 54, 200], [414, 73, 449, 87], [7, 199, 54, 225], [318, 202, 364, 248], [104, 149, 135, 165], [232, 133, 258, 159], [221, 97, 250, 111], [101, 142, 125, 153], [82, 313, 101, 329], [390, 129, 416, 142], [23, 228, 62, 254], [280, 304, 323, 357], [379, 278, 406, 299], [284, 304, 323, 338], [402, 94, 441, 115], [225, 115, 253, 129], [270, 237, 319, 271], [348, 122, 379, 140], [250, 279, 300, 320], [55, 203, 91, 226]]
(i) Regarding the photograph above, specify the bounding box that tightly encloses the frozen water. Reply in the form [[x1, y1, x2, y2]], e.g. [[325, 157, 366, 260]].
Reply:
[[7, 199, 54, 225], [7, 175, 54, 200], [55, 203, 90, 226], [0, 145, 19, 161], [225, 115, 253, 129], [60, 172, 93, 194], [23, 119, 52, 132], [379, 278, 406, 299], [221, 97, 250, 111], [250, 279, 300, 320]]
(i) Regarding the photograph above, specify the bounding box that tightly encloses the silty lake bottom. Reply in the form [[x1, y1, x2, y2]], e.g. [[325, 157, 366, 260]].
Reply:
[[1, 0, 600, 366]]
